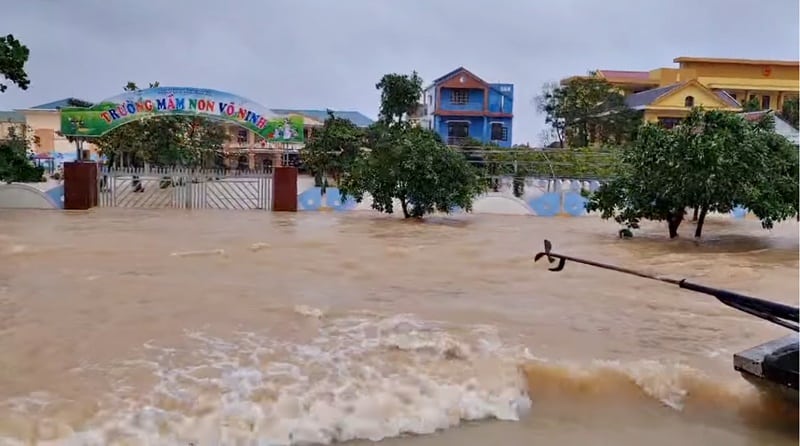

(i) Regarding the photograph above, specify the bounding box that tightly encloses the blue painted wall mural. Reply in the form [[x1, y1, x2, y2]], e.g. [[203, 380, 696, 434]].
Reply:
[[0, 183, 64, 209], [295, 176, 754, 219], [0, 177, 754, 220]]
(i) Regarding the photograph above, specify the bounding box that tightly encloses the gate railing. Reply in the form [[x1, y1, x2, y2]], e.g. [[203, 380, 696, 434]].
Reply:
[[98, 167, 272, 210]]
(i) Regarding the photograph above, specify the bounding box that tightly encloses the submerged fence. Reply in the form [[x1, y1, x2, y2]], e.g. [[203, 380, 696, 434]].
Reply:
[[97, 167, 272, 210], [457, 148, 621, 182]]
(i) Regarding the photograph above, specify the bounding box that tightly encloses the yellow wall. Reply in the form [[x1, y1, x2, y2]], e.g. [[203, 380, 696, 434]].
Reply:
[[644, 110, 685, 122], [677, 61, 797, 81], [0, 121, 25, 140], [676, 60, 798, 112], [20, 110, 97, 156], [656, 85, 731, 109]]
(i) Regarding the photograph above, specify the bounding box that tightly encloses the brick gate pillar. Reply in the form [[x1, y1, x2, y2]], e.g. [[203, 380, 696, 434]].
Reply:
[[63, 162, 98, 210], [272, 166, 298, 212]]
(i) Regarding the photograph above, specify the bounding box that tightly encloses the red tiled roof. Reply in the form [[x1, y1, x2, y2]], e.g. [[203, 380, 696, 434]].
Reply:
[[740, 110, 772, 122], [598, 70, 654, 81]]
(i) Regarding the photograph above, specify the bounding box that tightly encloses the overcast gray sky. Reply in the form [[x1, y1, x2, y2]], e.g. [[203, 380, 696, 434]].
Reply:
[[1, 0, 798, 144]]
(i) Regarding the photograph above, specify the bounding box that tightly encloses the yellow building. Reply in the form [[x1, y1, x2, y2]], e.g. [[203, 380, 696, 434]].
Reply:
[[624, 79, 742, 127], [562, 56, 799, 126], [221, 109, 374, 170], [12, 98, 100, 158]]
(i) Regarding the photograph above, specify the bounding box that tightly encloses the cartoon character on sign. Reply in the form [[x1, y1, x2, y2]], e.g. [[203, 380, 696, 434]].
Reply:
[[281, 119, 296, 140], [272, 124, 283, 140]]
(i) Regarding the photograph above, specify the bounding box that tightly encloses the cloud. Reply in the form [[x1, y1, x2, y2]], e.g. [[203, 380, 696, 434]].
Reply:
[[1, 0, 798, 144]]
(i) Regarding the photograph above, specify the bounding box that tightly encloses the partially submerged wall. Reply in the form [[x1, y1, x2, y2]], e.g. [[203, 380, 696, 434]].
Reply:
[[0, 183, 64, 209]]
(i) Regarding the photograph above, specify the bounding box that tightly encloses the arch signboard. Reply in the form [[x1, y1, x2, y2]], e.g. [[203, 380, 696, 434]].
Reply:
[[59, 86, 304, 143]]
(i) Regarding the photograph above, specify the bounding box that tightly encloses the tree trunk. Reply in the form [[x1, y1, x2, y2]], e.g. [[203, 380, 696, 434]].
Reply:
[[400, 197, 410, 219], [666, 212, 683, 239], [692, 207, 699, 221], [694, 205, 709, 238]]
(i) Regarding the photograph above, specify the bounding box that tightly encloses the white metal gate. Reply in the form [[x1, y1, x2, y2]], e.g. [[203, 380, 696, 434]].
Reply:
[[98, 167, 272, 210]]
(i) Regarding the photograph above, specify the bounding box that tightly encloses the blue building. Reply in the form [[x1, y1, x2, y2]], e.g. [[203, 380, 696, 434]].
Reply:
[[418, 67, 514, 148]]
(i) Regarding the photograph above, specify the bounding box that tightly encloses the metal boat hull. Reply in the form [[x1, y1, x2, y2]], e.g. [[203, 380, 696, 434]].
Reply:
[[734, 334, 799, 403]]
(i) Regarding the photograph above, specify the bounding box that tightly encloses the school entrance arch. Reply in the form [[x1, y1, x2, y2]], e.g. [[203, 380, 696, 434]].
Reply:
[[59, 86, 305, 211], [59, 86, 304, 142]]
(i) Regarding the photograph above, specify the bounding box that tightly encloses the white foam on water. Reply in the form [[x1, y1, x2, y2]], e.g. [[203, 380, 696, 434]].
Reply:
[[169, 249, 226, 258], [250, 242, 272, 252], [293, 304, 325, 319], [5, 311, 531, 445]]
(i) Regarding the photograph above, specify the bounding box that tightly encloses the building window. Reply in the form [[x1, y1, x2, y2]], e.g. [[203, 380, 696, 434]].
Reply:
[[427, 95, 432, 105], [490, 123, 508, 141], [728, 92, 737, 100], [447, 122, 469, 144], [450, 89, 469, 105], [447, 122, 469, 138], [761, 95, 771, 110], [657, 117, 682, 130], [684, 96, 694, 107], [237, 128, 248, 144]]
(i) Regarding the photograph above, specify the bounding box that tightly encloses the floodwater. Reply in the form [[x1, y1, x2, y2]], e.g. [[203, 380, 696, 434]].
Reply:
[[0, 208, 797, 446]]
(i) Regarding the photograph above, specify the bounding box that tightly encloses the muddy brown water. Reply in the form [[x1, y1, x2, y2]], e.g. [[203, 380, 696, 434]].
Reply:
[[0, 209, 797, 445]]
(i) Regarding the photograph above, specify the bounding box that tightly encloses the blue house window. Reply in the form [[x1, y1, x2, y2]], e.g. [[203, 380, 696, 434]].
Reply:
[[447, 122, 470, 145], [450, 89, 469, 105], [448, 122, 469, 137], [490, 123, 508, 141]]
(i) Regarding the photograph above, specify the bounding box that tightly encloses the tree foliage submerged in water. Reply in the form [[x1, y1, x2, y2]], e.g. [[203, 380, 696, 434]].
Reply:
[[336, 72, 484, 218], [586, 108, 799, 238], [93, 82, 228, 168]]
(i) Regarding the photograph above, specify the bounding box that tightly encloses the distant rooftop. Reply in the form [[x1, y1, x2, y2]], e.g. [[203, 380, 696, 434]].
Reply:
[[598, 70, 654, 81], [673, 56, 799, 67], [0, 111, 25, 123], [271, 109, 374, 128], [28, 98, 94, 110]]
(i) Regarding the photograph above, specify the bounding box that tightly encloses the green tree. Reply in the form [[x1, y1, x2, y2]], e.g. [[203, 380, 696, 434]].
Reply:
[[741, 96, 762, 112], [779, 96, 798, 129], [0, 34, 30, 92], [340, 125, 484, 218], [0, 127, 44, 183], [586, 108, 798, 239], [535, 75, 641, 147], [0, 34, 40, 182], [375, 72, 423, 125], [339, 72, 484, 218], [93, 81, 227, 167], [299, 110, 365, 190]]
